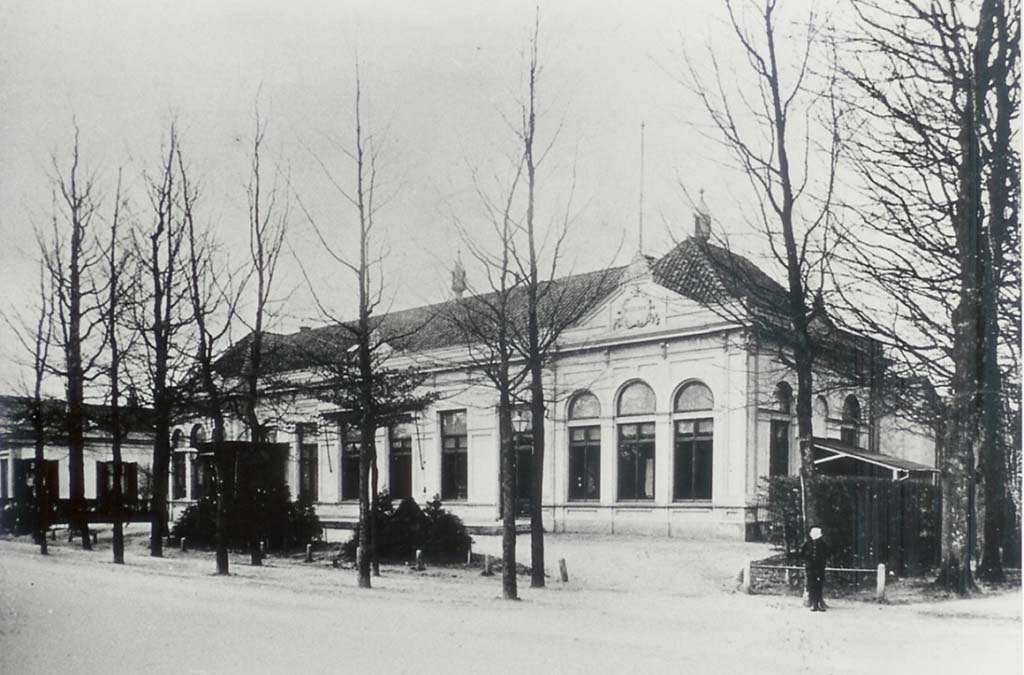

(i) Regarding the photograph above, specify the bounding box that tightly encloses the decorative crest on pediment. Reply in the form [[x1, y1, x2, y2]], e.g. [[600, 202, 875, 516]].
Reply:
[[612, 285, 661, 330]]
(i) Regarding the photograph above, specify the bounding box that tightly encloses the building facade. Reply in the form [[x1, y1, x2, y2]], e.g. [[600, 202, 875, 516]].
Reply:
[[165, 219, 934, 539]]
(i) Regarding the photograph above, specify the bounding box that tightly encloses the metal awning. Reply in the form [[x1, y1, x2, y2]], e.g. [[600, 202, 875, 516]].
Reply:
[[812, 437, 938, 482]]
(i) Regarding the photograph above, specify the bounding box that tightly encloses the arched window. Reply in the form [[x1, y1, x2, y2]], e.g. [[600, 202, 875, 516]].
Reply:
[[568, 391, 601, 501], [814, 395, 829, 420], [774, 382, 793, 414], [171, 429, 184, 449], [674, 381, 714, 412], [841, 395, 861, 446], [568, 391, 601, 420], [673, 380, 714, 500], [189, 424, 206, 448], [616, 381, 655, 500], [617, 381, 656, 416], [813, 395, 829, 439]]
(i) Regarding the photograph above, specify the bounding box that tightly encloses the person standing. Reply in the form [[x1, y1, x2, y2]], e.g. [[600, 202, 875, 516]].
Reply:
[[801, 526, 829, 611]]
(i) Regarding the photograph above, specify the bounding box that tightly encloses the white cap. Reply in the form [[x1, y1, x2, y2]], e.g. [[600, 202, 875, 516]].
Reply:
[[810, 527, 822, 539]]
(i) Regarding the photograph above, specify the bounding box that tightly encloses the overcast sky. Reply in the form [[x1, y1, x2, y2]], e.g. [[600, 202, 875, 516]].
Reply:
[[0, 0, 831, 394]]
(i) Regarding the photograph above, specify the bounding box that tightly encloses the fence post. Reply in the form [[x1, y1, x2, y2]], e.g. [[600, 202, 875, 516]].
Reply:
[[558, 558, 569, 583], [876, 563, 886, 602], [305, 543, 313, 563], [742, 561, 753, 594], [415, 549, 425, 571], [180, 537, 187, 552], [482, 554, 493, 576]]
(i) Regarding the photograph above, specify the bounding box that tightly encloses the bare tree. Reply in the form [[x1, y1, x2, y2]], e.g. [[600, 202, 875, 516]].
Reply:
[[834, 0, 1019, 591], [100, 170, 132, 564], [179, 146, 245, 575], [509, 10, 619, 588], [442, 160, 529, 601], [2, 263, 58, 555], [133, 124, 192, 558], [297, 69, 405, 588], [239, 112, 288, 568], [40, 125, 110, 549], [681, 0, 844, 531]]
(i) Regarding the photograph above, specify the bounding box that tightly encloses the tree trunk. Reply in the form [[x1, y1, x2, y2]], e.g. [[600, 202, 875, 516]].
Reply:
[[794, 352, 818, 529], [528, 364, 545, 588], [110, 379, 125, 565], [357, 411, 373, 588], [33, 408, 48, 556], [937, 401, 976, 594], [150, 406, 169, 558], [499, 385, 518, 600], [213, 418, 230, 575], [370, 448, 380, 577]]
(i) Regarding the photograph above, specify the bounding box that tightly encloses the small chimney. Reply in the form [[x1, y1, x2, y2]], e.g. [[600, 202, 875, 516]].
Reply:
[[451, 249, 467, 299], [694, 188, 711, 241]]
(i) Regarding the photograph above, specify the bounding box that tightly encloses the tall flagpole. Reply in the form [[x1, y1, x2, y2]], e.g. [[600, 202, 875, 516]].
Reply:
[[638, 121, 646, 254]]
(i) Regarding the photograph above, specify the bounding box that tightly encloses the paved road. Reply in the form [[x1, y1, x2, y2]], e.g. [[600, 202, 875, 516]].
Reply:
[[0, 540, 1020, 674]]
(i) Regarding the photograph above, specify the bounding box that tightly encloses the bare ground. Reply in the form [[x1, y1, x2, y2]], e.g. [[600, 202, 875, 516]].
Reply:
[[0, 526, 1019, 674]]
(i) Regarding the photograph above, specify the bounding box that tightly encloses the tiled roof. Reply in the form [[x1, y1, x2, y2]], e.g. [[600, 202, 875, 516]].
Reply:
[[217, 236, 786, 376]]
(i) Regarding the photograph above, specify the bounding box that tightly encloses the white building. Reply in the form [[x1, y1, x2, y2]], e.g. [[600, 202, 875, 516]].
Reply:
[[163, 205, 935, 539]]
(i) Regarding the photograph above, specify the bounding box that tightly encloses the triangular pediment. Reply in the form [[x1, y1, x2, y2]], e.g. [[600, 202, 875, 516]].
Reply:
[[565, 276, 733, 343]]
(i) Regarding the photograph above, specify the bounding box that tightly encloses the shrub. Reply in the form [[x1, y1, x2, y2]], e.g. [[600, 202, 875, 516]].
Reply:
[[171, 485, 321, 551], [342, 492, 472, 563]]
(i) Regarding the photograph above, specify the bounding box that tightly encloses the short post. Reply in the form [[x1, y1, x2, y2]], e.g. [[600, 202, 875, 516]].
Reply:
[[482, 554, 493, 576], [305, 543, 313, 563], [467, 545, 472, 565], [742, 561, 753, 594], [415, 549, 425, 571], [558, 558, 569, 583], [91, 530, 98, 546], [783, 567, 790, 587], [876, 563, 886, 602], [180, 537, 187, 552], [50, 528, 56, 541], [260, 540, 268, 555]]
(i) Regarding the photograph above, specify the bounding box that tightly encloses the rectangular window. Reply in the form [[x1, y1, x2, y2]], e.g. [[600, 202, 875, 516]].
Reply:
[[441, 410, 468, 501], [618, 422, 655, 501], [513, 416, 533, 515], [568, 426, 600, 501], [190, 456, 209, 501], [96, 461, 139, 503], [769, 420, 790, 477], [389, 427, 413, 500], [299, 432, 319, 503], [13, 458, 59, 502], [674, 419, 713, 500], [341, 424, 361, 501], [841, 426, 859, 446], [172, 452, 187, 500]]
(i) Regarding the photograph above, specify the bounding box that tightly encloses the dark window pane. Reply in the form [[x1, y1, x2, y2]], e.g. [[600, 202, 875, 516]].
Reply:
[[389, 430, 412, 499], [618, 423, 655, 500], [769, 420, 789, 477], [300, 443, 319, 502], [440, 410, 468, 500], [172, 452, 187, 500], [569, 425, 600, 501], [674, 417, 713, 500]]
